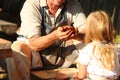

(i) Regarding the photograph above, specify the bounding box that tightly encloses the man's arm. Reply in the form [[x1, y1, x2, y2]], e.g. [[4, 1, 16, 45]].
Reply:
[[28, 26, 75, 52]]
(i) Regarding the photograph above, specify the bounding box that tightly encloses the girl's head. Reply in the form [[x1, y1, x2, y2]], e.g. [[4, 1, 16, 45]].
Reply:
[[85, 11, 115, 44]]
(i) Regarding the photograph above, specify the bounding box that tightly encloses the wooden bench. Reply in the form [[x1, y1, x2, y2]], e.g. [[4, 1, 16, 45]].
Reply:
[[31, 68, 78, 79]]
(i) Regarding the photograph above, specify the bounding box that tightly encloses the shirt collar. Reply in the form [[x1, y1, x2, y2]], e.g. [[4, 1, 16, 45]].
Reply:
[[39, 0, 65, 17], [40, 0, 47, 7]]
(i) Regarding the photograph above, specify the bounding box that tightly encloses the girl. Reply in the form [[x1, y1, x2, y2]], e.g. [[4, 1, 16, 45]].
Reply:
[[74, 11, 120, 80]]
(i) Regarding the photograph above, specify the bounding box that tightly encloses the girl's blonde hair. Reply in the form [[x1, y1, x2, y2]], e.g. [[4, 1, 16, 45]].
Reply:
[[85, 11, 115, 70]]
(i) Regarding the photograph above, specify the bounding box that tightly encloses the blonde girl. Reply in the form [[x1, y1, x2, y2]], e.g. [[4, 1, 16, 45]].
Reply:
[[75, 11, 120, 80]]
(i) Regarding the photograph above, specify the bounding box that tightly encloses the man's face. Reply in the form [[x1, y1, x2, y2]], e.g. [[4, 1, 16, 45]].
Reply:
[[51, 0, 65, 6]]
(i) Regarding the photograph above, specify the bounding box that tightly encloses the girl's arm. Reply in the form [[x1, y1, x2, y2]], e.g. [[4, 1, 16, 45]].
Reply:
[[74, 62, 87, 80]]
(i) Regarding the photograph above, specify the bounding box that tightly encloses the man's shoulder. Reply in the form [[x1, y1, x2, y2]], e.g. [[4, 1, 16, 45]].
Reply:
[[24, 0, 40, 6]]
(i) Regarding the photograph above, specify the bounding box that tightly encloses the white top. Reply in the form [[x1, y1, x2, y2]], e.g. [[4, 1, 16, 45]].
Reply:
[[78, 42, 120, 79]]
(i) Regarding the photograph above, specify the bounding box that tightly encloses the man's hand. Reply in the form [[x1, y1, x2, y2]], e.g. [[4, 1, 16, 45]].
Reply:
[[53, 25, 78, 41]]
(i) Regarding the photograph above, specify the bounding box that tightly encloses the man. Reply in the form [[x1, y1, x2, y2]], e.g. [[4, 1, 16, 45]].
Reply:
[[8, 0, 86, 80]]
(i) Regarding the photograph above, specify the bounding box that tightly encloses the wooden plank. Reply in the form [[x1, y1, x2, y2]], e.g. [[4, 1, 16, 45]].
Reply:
[[31, 68, 78, 79]]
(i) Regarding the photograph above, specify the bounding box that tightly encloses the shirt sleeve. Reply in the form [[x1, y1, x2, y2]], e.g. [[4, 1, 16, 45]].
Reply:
[[78, 44, 94, 65], [66, 0, 86, 33], [20, 0, 42, 38], [71, 0, 86, 32]]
